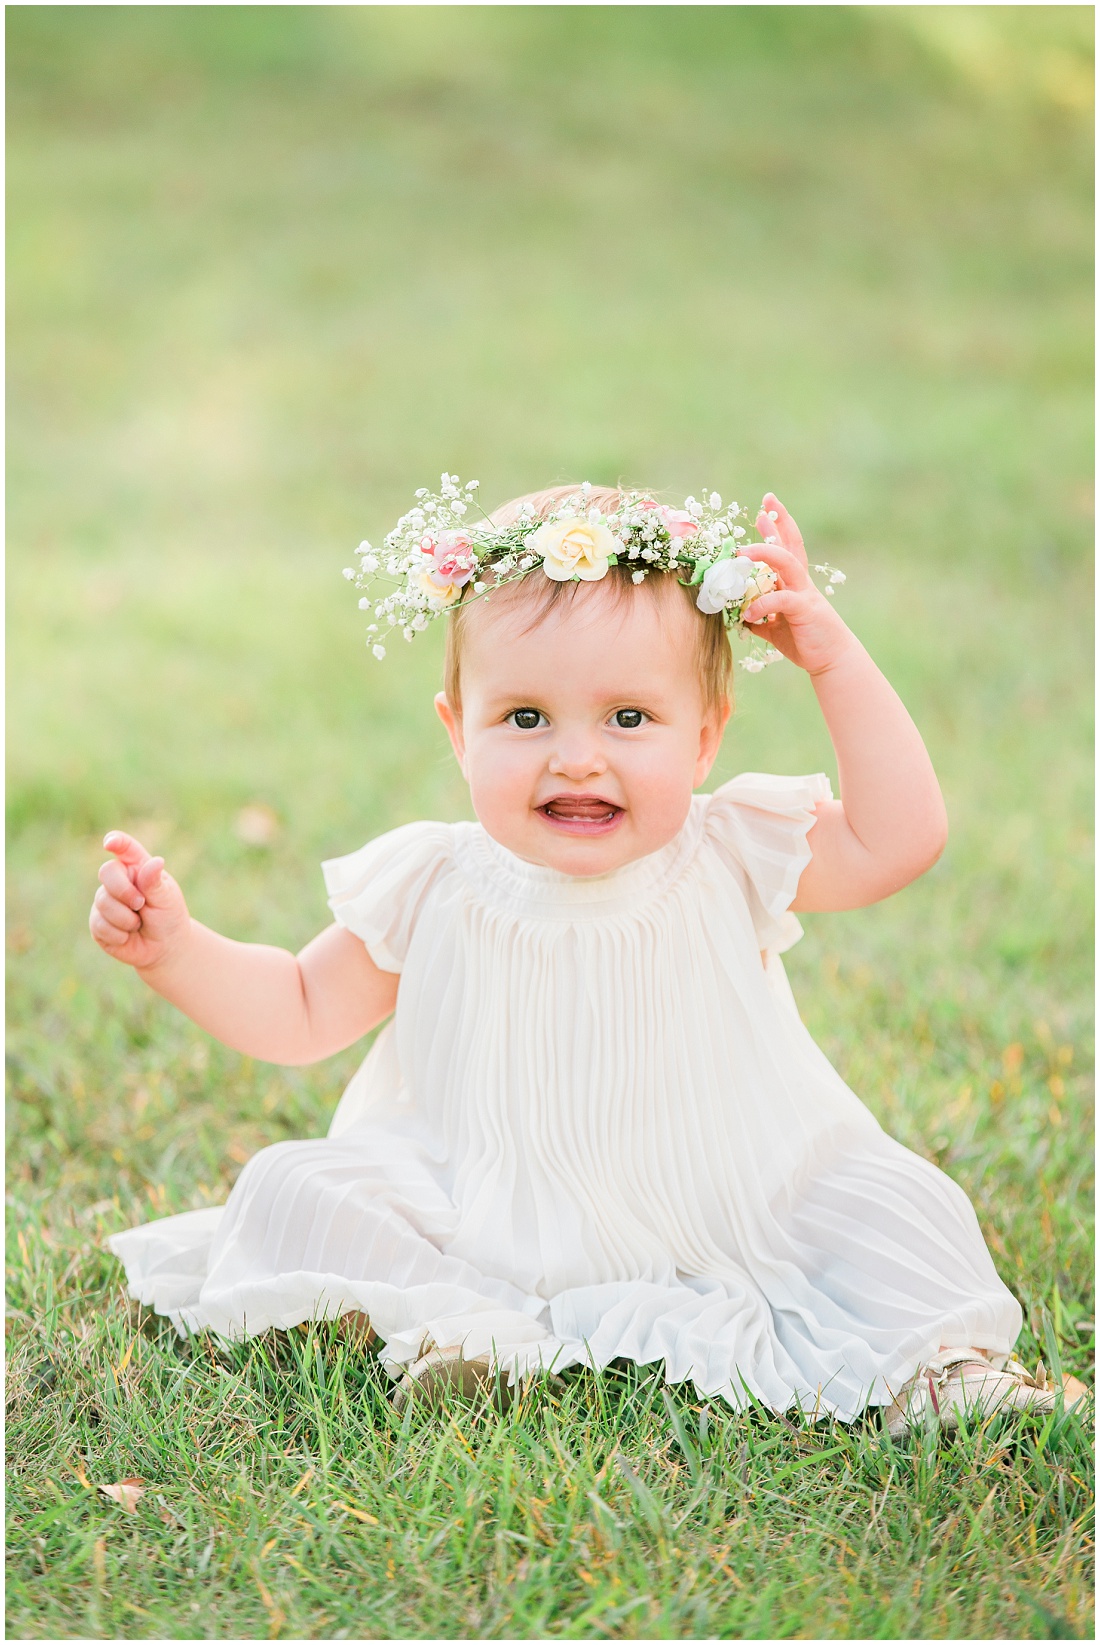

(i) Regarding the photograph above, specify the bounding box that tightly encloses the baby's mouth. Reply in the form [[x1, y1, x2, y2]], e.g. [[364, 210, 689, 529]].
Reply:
[[537, 795, 624, 835]]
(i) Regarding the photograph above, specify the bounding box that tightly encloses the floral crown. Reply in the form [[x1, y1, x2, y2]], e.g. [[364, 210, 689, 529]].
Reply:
[[345, 475, 843, 673]]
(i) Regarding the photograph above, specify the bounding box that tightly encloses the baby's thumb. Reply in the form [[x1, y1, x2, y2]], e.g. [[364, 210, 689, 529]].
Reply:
[[135, 856, 168, 899]]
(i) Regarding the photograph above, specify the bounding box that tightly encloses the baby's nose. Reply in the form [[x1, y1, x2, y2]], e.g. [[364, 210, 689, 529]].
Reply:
[[548, 738, 607, 780]]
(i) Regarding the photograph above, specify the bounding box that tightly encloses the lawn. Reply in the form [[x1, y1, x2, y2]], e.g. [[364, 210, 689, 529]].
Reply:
[[6, 6, 1094, 1638]]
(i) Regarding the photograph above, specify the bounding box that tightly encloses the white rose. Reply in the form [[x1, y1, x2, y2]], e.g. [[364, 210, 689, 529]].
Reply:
[[696, 557, 777, 616], [527, 517, 616, 582], [696, 556, 753, 613]]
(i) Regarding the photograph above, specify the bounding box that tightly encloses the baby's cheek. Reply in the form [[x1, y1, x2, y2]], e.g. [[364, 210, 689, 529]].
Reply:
[[624, 750, 695, 842], [466, 745, 536, 830]]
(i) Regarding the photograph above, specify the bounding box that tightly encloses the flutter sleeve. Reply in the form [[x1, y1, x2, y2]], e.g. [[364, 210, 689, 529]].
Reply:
[[704, 771, 833, 955], [321, 820, 454, 973]]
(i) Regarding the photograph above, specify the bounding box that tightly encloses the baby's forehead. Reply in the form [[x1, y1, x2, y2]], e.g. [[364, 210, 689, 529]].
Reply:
[[459, 575, 704, 682]]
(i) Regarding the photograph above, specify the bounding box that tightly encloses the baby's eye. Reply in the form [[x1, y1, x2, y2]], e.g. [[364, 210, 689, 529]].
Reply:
[[611, 708, 647, 729], [507, 708, 548, 731]]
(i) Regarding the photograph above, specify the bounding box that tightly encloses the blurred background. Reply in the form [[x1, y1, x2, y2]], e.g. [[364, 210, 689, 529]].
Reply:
[[7, 7, 1093, 1332]]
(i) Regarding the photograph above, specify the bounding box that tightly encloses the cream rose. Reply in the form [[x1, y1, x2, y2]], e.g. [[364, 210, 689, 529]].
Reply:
[[417, 570, 464, 609], [740, 563, 779, 612], [527, 517, 616, 582]]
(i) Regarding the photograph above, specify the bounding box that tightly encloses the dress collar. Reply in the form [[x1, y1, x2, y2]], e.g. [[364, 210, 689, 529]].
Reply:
[[453, 795, 710, 918]]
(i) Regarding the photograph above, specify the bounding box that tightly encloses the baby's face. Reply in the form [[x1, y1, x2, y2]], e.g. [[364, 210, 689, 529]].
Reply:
[[436, 580, 730, 876]]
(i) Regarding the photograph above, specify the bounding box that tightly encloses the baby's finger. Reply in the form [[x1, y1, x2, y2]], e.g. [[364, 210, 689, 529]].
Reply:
[[89, 905, 132, 951], [98, 858, 146, 910], [93, 885, 143, 932], [103, 831, 151, 873], [135, 856, 167, 899], [758, 494, 808, 563], [743, 589, 803, 624], [748, 539, 811, 591]]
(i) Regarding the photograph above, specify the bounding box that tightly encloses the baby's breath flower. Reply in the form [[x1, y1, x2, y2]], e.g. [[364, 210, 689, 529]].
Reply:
[[372, 643, 386, 659]]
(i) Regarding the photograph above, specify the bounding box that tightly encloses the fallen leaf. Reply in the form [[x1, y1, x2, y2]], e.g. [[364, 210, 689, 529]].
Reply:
[[156, 1496, 186, 1528], [234, 804, 280, 847], [98, 1478, 146, 1514]]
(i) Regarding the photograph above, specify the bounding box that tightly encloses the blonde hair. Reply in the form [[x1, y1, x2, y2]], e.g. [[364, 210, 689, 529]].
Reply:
[[443, 484, 734, 712]]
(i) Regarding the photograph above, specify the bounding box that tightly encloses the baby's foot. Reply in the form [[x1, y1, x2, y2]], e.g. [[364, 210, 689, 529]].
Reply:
[[883, 1348, 1089, 1438], [392, 1346, 502, 1414]]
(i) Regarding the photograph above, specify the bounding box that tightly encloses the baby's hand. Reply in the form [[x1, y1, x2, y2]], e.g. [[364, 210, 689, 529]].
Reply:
[[89, 832, 191, 972], [743, 494, 854, 676]]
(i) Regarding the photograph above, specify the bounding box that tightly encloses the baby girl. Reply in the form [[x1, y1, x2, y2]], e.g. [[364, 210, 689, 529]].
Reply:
[[92, 480, 1071, 1432]]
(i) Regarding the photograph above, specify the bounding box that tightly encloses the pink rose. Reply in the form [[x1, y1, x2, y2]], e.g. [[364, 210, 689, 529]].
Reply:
[[659, 507, 699, 539], [421, 530, 476, 590]]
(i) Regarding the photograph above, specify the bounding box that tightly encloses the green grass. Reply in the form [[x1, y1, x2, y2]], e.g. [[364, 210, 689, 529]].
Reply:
[[6, 6, 1094, 1638]]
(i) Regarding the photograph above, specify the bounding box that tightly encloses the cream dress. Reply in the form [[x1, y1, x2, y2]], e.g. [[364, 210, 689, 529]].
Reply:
[[110, 773, 1021, 1419]]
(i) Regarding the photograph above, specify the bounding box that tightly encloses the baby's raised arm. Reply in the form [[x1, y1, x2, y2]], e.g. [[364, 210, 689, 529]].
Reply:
[[743, 496, 949, 912], [89, 832, 397, 1064]]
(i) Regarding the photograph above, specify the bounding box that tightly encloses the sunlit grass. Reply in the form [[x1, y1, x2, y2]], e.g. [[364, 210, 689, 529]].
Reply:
[[6, 6, 1092, 1638]]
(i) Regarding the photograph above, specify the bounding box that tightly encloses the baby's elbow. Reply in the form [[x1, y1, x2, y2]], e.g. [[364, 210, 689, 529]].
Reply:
[[903, 808, 949, 886], [924, 808, 949, 870]]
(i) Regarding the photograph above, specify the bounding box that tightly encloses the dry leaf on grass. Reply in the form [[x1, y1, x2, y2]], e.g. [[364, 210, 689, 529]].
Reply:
[[155, 1494, 187, 1528], [98, 1477, 146, 1513], [234, 804, 280, 847]]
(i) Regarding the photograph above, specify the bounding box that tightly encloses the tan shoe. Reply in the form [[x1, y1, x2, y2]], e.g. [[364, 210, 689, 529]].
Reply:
[[336, 1310, 378, 1350], [392, 1346, 503, 1414], [883, 1350, 1089, 1439]]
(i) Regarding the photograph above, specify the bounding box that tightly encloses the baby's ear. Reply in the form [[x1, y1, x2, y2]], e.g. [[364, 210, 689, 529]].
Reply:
[[694, 696, 732, 785], [434, 692, 468, 775]]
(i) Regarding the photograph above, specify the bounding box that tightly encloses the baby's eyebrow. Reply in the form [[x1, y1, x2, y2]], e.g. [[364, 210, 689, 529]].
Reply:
[[485, 686, 663, 705]]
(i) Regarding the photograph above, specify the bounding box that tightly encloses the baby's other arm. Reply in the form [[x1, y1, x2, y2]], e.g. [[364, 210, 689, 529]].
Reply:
[[89, 832, 397, 1064], [742, 496, 948, 912]]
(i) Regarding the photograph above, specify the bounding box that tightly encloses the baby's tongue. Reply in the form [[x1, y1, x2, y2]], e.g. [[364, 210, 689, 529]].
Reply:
[[544, 796, 619, 820]]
